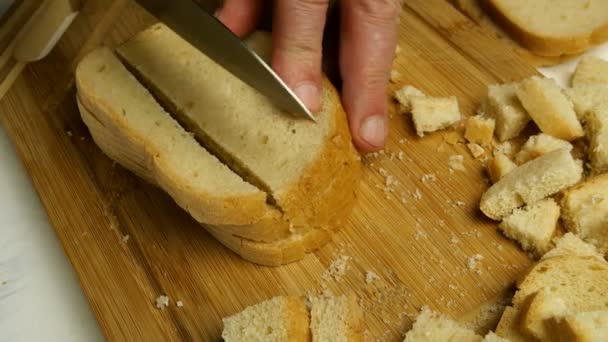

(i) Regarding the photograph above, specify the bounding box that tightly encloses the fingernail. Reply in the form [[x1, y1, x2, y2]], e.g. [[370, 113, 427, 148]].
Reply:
[[294, 83, 321, 112], [360, 115, 387, 147]]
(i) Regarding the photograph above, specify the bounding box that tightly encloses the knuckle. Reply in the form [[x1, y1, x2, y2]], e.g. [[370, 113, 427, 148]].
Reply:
[[353, 0, 401, 22]]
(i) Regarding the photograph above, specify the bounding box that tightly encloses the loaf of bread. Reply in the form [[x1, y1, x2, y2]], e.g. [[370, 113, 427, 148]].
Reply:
[[222, 296, 309, 341], [75, 24, 362, 265], [480, 149, 582, 220], [516, 76, 584, 141], [561, 173, 608, 254], [485, 0, 608, 56]]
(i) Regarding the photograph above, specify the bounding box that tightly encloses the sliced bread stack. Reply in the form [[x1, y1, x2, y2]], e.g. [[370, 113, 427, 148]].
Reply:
[[222, 293, 362, 341], [75, 24, 362, 266]]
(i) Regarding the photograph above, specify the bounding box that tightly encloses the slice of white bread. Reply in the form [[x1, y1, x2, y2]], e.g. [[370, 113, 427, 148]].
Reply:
[[554, 310, 608, 342], [513, 256, 608, 314], [498, 198, 560, 256], [586, 109, 608, 174], [207, 225, 332, 266], [542, 232, 604, 261], [485, 83, 530, 142], [572, 56, 608, 86], [481, 332, 509, 342], [515, 133, 573, 164], [394, 85, 425, 113], [487, 153, 517, 183], [465, 115, 495, 146], [495, 306, 532, 342], [410, 96, 461, 137], [403, 306, 482, 342], [74, 48, 277, 229], [309, 293, 362, 341], [520, 288, 568, 340], [485, 0, 608, 56], [561, 173, 608, 254], [566, 84, 608, 121], [222, 296, 310, 342], [516, 76, 584, 141], [116, 24, 361, 230], [480, 149, 582, 220]]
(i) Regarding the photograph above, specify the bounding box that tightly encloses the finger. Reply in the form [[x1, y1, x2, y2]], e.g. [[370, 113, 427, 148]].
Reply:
[[216, 0, 264, 37], [272, 0, 330, 112], [339, 0, 400, 152]]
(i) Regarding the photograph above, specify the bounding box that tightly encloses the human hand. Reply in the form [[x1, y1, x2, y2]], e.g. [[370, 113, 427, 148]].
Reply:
[[216, 0, 400, 152]]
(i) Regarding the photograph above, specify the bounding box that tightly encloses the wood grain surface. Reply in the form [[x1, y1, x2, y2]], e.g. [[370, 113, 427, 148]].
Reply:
[[0, 0, 540, 340]]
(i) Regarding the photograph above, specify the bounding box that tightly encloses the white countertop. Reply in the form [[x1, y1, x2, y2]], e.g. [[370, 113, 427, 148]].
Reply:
[[0, 40, 606, 340]]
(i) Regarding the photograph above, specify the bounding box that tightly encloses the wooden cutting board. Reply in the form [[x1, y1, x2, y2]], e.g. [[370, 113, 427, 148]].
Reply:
[[0, 0, 540, 340]]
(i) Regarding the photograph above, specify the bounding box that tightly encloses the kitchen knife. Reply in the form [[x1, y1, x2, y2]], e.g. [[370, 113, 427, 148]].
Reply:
[[134, 0, 316, 121]]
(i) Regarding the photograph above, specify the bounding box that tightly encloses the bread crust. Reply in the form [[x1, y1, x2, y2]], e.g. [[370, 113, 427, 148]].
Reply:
[[486, 0, 608, 56]]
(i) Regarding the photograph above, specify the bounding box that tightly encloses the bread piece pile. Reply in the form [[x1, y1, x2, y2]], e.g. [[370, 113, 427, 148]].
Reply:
[[222, 293, 362, 342], [484, 0, 608, 57], [75, 24, 361, 266], [494, 233, 608, 341], [477, 56, 608, 257]]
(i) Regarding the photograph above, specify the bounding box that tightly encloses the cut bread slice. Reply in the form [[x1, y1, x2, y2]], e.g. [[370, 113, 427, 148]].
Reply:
[[572, 56, 608, 86], [554, 310, 608, 342], [116, 24, 361, 229], [485, 0, 608, 56], [207, 225, 332, 266], [480, 149, 582, 220], [566, 84, 608, 121], [587, 109, 608, 174], [222, 296, 310, 342], [516, 76, 584, 141], [495, 306, 532, 342], [515, 133, 573, 164], [403, 306, 482, 342], [520, 288, 568, 340], [561, 173, 608, 254], [513, 256, 608, 314], [485, 83, 530, 141], [465, 115, 495, 146], [487, 153, 516, 183], [542, 233, 605, 261], [498, 198, 560, 256], [74, 48, 277, 229], [309, 293, 363, 341]]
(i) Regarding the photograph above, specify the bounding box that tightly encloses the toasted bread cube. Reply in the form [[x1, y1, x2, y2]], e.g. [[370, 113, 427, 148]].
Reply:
[[487, 153, 517, 183], [516, 76, 584, 141], [566, 84, 608, 121], [542, 232, 604, 261], [572, 56, 608, 87], [561, 173, 608, 254], [499, 198, 560, 256], [410, 96, 461, 137], [465, 115, 495, 145], [404, 306, 482, 342], [394, 85, 425, 113], [486, 83, 530, 141], [515, 133, 573, 164], [309, 293, 362, 341], [587, 109, 608, 174]]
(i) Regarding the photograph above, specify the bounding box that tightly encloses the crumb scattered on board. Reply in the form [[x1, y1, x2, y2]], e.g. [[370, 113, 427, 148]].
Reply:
[[155, 295, 170, 310], [323, 255, 351, 281], [176, 300, 184, 308], [365, 271, 381, 284]]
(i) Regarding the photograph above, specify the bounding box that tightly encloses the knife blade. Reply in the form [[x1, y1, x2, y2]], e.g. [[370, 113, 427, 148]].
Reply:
[[134, 0, 316, 121]]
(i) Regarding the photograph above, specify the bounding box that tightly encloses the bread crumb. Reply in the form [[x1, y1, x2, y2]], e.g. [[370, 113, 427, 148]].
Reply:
[[449, 235, 460, 244], [415, 230, 427, 240], [448, 155, 465, 172], [155, 295, 170, 310], [176, 300, 184, 308], [365, 271, 380, 284], [121, 234, 130, 243], [466, 254, 484, 271], [413, 188, 422, 200], [421, 173, 437, 183], [467, 143, 486, 159], [398, 151, 405, 160], [494, 141, 513, 157], [66, 130, 73, 137], [395, 44, 402, 54], [390, 69, 401, 83], [323, 255, 351, 281]]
